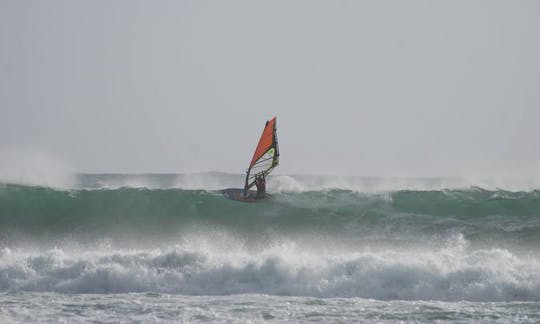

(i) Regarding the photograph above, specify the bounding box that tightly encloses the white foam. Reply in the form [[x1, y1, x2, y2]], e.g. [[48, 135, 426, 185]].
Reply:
[[1, 235, 539, 301]]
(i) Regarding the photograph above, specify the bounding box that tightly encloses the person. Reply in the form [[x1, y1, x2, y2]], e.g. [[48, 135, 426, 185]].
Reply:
[[255, 174, 266, 199]]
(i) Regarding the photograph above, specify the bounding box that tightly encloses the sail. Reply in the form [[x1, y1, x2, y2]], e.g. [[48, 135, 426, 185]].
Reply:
[[244, 117, 279, 192]]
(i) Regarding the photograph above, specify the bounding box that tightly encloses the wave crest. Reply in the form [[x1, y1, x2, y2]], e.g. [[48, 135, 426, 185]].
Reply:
[[1, 238, 539, 301]]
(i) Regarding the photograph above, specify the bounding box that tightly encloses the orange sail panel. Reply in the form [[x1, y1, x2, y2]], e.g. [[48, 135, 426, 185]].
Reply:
[[244, 117, 279, 191], [250, 117, 276, 168]]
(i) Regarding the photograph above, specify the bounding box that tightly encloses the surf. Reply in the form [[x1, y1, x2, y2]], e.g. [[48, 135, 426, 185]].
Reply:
[[1, 233, 539, 301], [1, 175, 540, 301]]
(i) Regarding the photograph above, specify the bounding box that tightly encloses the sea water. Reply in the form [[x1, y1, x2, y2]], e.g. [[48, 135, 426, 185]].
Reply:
[[1, 173, 539, 323]]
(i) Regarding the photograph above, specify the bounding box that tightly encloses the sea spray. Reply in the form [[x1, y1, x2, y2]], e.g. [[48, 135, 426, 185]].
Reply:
[[0, 148, 75, 189]]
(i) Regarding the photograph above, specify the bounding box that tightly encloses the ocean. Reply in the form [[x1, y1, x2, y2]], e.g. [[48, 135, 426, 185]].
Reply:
[[1, 173, 539, 323]]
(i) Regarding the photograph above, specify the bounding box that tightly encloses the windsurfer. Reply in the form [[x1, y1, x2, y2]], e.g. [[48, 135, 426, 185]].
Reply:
[[255, 174, 266, 199]]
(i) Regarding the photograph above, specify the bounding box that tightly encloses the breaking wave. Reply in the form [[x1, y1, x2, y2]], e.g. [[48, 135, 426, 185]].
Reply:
[[0, 234, 539, 301], [1, 174, 539, 301]]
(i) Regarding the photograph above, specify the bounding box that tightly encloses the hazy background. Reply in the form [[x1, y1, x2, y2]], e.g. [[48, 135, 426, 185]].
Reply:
[[1, 0, 539, 178]]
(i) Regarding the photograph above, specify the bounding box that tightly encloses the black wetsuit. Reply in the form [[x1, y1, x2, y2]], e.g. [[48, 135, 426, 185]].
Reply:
[[255, 178, 266, 199]]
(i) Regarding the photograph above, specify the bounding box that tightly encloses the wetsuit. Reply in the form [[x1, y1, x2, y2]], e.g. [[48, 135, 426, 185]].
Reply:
[[255, 177, 266, 199]]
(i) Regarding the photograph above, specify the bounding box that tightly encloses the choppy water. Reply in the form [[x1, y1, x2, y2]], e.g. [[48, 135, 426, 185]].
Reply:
[[1, 173, 539, 322], [1, 293, 538, 323]]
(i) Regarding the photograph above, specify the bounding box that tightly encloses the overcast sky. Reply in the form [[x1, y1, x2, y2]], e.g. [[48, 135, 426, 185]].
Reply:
[[1, 1, 539, 177]]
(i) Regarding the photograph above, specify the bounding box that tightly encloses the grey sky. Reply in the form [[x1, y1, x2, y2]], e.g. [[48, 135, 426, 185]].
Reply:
[[1, 1, 539, 177]]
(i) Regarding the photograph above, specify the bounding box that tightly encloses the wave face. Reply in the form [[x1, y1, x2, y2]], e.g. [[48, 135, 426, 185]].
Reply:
[[1, 174, 540, 301]]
